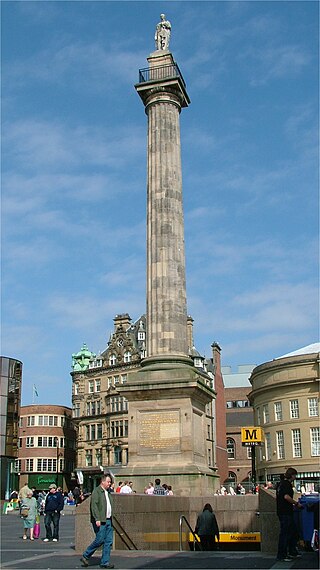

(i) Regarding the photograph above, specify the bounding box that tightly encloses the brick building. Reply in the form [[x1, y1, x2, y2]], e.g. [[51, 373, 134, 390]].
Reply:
[[17, 405, 76, 491]]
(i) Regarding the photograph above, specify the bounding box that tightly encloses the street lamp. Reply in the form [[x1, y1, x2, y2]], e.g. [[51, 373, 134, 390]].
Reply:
[[54, 437, 59, 486]]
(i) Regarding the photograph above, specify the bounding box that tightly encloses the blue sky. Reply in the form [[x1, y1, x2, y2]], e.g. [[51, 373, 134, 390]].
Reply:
[[2, 1, 318, 406]]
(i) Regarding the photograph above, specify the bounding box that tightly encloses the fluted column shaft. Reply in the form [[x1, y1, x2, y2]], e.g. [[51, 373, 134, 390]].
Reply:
[[146, 94, 188, 357]]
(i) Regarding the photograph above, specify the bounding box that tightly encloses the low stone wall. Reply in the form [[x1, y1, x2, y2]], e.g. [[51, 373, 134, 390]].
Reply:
[[258, 487, 279, 554], [75, 493, 259, 553]]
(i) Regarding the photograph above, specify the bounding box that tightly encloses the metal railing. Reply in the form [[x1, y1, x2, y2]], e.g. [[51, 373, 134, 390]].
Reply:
[[113, 515, 138, 550], [138, 63, 186, 87], [179, 514, 202, 551]]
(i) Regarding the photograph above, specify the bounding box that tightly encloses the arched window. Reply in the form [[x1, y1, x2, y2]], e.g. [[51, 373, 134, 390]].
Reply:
[[228, 471, 237, 484], [227, 437, 235, 459], [124, 351, 131, 363]]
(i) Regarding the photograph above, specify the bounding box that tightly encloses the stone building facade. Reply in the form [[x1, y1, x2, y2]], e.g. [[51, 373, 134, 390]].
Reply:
[[248, 344, 320, 491], [17, 404, 76, 491], [71, 313, 226, 493]]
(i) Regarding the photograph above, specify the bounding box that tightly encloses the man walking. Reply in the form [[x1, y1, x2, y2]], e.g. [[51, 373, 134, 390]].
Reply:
[[80, 473, 114, 569], [43, 484, 64, 542]]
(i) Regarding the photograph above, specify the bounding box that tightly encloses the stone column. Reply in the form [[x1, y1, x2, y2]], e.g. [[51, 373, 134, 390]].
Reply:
[[136, 51, 191, 361]]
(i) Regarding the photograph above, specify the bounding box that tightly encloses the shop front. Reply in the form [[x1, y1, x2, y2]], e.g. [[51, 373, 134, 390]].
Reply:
[[28, 473, 64, 490]]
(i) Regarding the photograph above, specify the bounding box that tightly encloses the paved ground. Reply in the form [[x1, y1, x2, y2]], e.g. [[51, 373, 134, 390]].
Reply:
[[1, 512, 318, 570]]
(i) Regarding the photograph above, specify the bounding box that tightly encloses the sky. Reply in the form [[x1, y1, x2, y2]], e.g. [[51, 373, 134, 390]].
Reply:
[[2, 1, 319, 407]]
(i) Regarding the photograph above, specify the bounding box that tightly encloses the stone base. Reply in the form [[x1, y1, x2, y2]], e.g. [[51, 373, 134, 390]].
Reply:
[[117, 358, 217, 496]]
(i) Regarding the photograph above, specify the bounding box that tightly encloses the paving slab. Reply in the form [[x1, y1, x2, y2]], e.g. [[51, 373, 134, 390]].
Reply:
[[1, 512, 318, 570]]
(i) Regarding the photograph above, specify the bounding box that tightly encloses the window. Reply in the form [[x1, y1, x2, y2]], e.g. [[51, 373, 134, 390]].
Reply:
[[124, 351, 131, 363], [228, 471, 237, 484], [91, 425, 96, 440], [74, 383, 79, 396], [73, 403, 80, 418], [14, 459, 21, 472], [86, 402, 90, 415], [19, 417, 23, 428], [207, 424, 211, 439], [262, 404, 269, 424], [26, 437, 34, 448], [26, 459, 34, 472], [27, 416, 35, 427], [277, 431, 285, 459], [109, 354, 117, 366], [37, 436, 56, 447], [97, 424, 103, 439], [114, 446, 122, 464], [96, 449, 102, 465], [86, 425, 90, 440], [308, 398, 319, 417], [274, 402, 283, 421], [256, 407, 261, 425], [114, 375, 120, 385], [95, 379, 101, 392], [85, 452, 92, 467], [138, 331, 145, 340], [37, 459, 57, 472], [121, 374, 127, 384], [208, 448, 212, 466], [265, 433, 271, 461], [310, 427, 320, 456], [227, 438, 235, 459], [88, 380, 94, 394], [18, 438, 22, 448], [292, 429, 302, 457], [107, 377, 113, 389], [60, 416, 65, 427], [59, 458, 64, 472], [290, 399, 299, 419]]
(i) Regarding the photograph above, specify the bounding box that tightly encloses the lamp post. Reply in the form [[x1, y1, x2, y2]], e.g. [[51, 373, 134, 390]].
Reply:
[[54, 437, 59, 486]]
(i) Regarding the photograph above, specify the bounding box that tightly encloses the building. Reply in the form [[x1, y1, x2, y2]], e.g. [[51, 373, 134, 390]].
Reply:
[[248, 344, 320, 491], [71, 314, 145, 491], [222, 365, 256, 489], [0, 356, 22, 499], [71, 314, 227, 493], [17, 405, 76, 491]]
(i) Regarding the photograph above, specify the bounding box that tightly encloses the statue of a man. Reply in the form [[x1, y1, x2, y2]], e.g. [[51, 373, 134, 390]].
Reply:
[[155, 14, 171, 50]]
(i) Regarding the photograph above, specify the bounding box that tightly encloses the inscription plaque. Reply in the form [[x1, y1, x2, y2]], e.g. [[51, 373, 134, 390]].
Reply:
[[138, 410, 181, 453]]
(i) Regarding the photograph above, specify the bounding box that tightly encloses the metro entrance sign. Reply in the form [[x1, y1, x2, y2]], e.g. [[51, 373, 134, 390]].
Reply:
[[241, 427, 263, 447]]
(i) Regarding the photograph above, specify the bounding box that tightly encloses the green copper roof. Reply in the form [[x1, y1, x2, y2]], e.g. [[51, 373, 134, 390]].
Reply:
[[72, 343, 96, 371]]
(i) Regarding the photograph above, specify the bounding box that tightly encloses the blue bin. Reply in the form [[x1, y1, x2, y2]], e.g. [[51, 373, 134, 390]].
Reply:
[[298, 495, 320, 542]]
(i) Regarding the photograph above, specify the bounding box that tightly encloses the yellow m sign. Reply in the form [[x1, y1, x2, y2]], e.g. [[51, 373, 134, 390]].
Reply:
[[241, 426, 263, 446]]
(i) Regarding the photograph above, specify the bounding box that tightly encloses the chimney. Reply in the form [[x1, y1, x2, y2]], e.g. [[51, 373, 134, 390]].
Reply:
[[114, 313, 131, 332], [187, 316, 194, 350]]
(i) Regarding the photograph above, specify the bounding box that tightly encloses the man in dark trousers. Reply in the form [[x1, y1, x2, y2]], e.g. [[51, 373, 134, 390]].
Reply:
[[43, 484, 64, 542], [80, 473, 114, 569], [276, 467, 302, 561]]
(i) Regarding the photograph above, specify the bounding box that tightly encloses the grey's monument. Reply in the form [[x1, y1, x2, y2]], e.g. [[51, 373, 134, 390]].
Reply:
[[119, 17, 218, 495]]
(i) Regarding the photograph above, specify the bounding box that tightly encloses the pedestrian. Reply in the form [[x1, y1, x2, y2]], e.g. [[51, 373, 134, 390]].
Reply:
[[115, 481, 123, 493], [167, 485, 173, 496], [144, 482, 154, 495], [43, 483, 64, 542], [73, 486, 81, 505], [20, 489, 38, 540], [195, 503, 220, 551], [153, 478, 166, 495], [120, 481, 133, 494], [80, 473, 114, 569], [276, 467, 303, 562]]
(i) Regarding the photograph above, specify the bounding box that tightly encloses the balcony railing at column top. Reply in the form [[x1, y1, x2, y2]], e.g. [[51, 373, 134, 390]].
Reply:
[[138, 63, 186, 87]]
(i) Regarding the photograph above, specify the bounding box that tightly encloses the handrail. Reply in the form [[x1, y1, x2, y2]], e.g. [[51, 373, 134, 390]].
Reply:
[[179, 514, 202, 552], [113, 515, 138, 550]]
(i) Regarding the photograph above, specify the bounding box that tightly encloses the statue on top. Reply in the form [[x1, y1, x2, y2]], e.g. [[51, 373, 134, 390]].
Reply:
[[155, 14, 171, 51]]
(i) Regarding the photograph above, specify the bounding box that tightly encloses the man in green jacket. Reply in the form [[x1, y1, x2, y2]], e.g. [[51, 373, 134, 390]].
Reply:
[[80, 473, 114, 569]]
